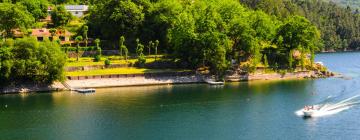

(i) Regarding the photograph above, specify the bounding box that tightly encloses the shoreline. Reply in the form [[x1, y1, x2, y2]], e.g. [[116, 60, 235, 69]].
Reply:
[[0, 70, 330, 94]]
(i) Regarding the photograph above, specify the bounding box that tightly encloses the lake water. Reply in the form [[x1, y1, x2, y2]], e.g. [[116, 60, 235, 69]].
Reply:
[[1, 52, 360, 140]]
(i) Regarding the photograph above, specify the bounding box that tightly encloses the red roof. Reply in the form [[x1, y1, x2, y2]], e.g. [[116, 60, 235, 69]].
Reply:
[[31, 28, 71, 37], [31, 28, 51, 37]]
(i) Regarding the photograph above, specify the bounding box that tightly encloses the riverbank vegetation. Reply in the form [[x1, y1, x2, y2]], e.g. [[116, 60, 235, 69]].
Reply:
[[0, 37, 66, 85], [0, 0, 353, 84], [87, 0, 321, 76]]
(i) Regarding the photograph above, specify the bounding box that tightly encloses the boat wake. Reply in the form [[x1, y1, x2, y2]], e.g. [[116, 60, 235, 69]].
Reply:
[[295, 94, 360, 118]]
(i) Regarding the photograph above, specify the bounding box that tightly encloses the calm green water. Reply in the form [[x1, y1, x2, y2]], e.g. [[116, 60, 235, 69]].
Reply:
[[1, 52, 360, 140]]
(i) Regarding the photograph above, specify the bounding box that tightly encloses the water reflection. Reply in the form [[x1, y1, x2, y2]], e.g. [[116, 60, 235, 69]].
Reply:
[[2, 52, 360, 139]]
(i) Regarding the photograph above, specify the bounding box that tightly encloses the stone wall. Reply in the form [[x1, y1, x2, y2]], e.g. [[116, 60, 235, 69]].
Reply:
[[66, 71, 196, 80]]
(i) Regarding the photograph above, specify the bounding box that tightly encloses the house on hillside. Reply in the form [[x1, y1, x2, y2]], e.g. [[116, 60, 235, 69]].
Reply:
[[47, 5, 89, 18], [64, 5, 89, 17], [31, 28, 72, 44]]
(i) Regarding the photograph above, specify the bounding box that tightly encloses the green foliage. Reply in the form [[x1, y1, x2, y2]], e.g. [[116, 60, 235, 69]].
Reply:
[[119, 36, 128, 60], [263, 54, 269, 68], [75, 35, 83, 61], [83, 25, 88, 47], [94, 38, 102, 56], [51, 5, 72, 27], [154, 40, 159, 60], [104, 59, 111, 66], [0, 37, 66, 84], [0, 3, 34, 38], [272, 16, 321, 68], [49, 28, 57, 36], [88, 0, 145, 42], [93, 55, 101, 62], [135, 38, 146, 66], [240, 0, 360, 51], [85, 0, 324, 74], [324, 0, 360, 9], [18, 0, 48, 21]]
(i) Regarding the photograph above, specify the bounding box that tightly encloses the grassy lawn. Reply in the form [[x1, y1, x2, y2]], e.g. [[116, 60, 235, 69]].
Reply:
[[65, 67, 190, 76], [66, 57, 157, 67]]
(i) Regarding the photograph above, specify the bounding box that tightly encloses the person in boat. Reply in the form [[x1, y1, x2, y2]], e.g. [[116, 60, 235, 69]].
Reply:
[[304, 105, 314, 111]]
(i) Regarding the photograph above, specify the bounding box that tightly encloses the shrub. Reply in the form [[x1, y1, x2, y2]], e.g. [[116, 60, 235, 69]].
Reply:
[[136, 54, 146, 67], [93, 55, 101, 62], [104, 59, 111, 66]]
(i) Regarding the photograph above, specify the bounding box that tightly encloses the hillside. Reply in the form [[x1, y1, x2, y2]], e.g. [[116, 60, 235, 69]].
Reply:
[[326, 0, 360, 9], [240, 0, 360, 51]]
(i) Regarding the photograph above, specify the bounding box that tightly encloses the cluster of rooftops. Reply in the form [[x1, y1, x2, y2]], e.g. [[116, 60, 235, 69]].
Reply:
[[12, 5, 89, 45]]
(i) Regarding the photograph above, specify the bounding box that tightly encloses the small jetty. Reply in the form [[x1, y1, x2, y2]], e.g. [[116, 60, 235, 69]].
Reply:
[[62, 82, 96, 93]]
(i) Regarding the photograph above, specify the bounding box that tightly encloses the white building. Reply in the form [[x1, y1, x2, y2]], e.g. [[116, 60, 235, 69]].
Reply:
[[64, 5, 89, 17]]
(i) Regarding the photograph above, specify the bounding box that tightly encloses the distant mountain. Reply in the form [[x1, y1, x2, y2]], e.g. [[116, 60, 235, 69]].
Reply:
[[325, 0, 360, 9]]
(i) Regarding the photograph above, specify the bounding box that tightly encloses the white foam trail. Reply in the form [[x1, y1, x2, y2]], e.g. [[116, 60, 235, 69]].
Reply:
[[295, 95, 360, 118]]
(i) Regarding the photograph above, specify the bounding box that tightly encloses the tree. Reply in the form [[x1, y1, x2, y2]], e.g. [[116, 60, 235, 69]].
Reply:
[[75, 36, 83, 61], [19, 0, 49, 21], [0, 37, 66, 84], [119, 36, 128, 60], [147, 41, 153, 56], [49, 28, 57, 41], [0, 44, 13, 82], [119, 36, 125, 58], [87, 0, 145, 43], [274, 16, 321, 68], [136, 38, 145, 66], [0, 3, 34, 38], [154, 40, 159, 61], [51, 5, 72, 27], [94, 38, 102, 56], [83, 25, 88, 47]]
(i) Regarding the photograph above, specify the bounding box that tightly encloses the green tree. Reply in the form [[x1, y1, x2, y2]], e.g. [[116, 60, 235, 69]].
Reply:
[[83, 25, 89, 47], [0, 44, 13, 82], [94, 38, 102, 56], [119, 36, 125, 58], [274, 16, 321, 68], [88, 0, 145, 42], [154, 40, 159, 61], [49, 28, 57, 41], [51, 5, 72, 27], [119, 36, 128, 60], [0, 3, 34, 38], [136, 38, 145, 66], [18, 0, 48, 21], [75, 36, 83, 61], [147, 41, 153, 56], [0, 37, 66, 84]]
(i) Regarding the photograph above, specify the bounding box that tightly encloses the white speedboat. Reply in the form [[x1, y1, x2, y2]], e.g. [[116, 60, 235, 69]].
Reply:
[[303, 109, 315, 117], [302, 105, 319, 117], [204, 79, 225, 85]]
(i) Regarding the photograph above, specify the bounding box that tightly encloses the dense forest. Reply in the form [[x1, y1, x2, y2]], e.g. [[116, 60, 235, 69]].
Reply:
[[325, 0, 360, 9], [0, 0, 358, 83], [240, 0, 360, 51]]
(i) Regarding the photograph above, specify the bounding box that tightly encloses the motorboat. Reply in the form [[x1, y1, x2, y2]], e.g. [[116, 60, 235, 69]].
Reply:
[[302, 105, 319, 117], [204, 79, 225, 85]]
